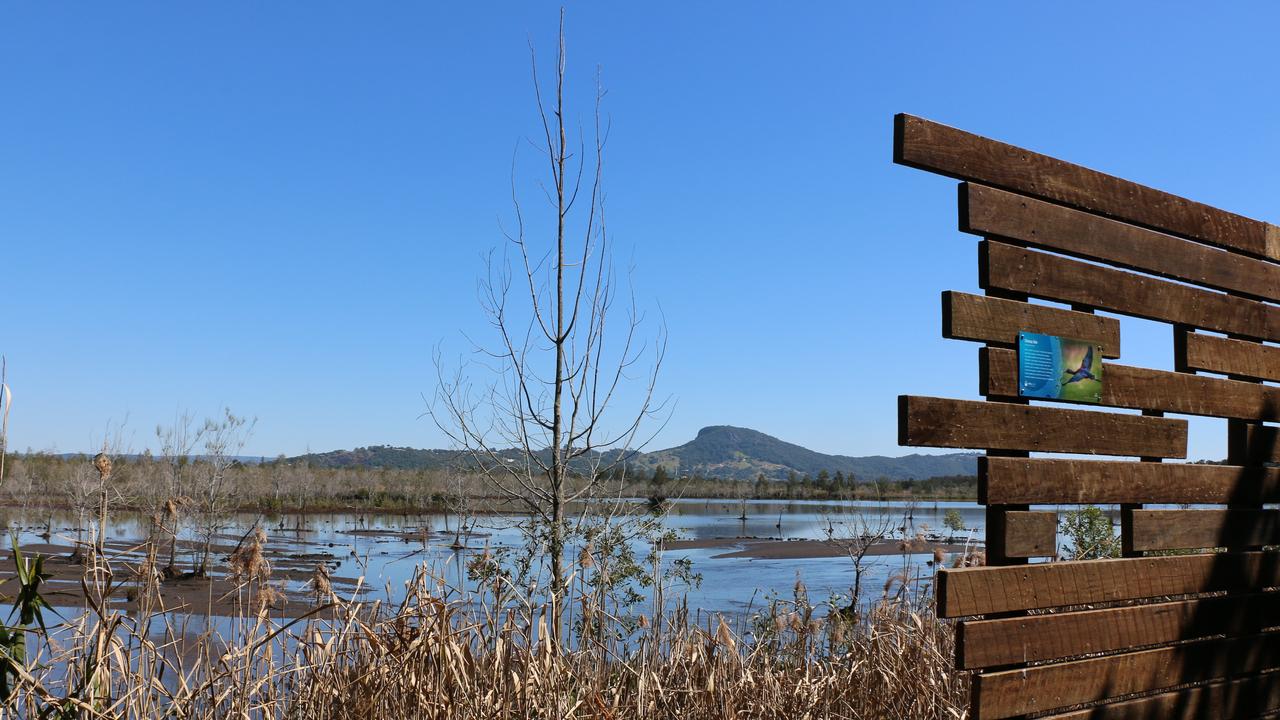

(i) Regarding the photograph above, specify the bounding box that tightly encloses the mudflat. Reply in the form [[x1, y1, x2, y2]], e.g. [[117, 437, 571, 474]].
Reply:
[[662, 537, 974, 560]]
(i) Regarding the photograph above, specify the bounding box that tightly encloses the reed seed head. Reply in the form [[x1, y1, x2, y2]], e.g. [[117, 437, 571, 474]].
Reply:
[[714, 616, 735, 653], [93, 452, 112, 482], [309, 563, 334, 601], [230, 528, 271, 582]]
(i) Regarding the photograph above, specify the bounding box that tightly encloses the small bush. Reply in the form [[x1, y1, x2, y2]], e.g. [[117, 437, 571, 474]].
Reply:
[[1060, 505, 1120, 559]]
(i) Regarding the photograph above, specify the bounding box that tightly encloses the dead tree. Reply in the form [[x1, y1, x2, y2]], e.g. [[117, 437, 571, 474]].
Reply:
[[433, 13, 666, 614]]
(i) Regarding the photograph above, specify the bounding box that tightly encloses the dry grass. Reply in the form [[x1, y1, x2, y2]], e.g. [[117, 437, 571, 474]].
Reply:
[[1, 539, 966, 719]]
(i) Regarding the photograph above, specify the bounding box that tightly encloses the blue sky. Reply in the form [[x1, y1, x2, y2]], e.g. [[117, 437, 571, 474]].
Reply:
[[2, 3, 1277, 460]]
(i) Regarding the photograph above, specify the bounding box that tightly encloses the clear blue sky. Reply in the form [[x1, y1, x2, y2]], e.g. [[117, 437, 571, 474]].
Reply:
[[3, 3, 1277, 460]]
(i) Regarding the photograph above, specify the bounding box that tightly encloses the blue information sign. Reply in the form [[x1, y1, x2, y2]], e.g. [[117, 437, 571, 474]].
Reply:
[[1017, 331, 1103, 403]]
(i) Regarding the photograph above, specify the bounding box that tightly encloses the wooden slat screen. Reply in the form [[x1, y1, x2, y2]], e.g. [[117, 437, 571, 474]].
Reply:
[[894, 114, 1280, 718]]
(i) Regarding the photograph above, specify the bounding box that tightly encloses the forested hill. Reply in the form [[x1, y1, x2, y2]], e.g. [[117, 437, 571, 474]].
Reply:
[[628, 425, 977, 481], [286, 446, 468, 470], [288, 425, 977, 482]]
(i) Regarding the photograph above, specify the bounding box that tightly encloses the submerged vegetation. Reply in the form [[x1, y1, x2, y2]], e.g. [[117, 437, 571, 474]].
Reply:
[[0, 516, 966, 719]]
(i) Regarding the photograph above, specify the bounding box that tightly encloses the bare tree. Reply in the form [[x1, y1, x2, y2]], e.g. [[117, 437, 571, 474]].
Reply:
[[827, 508, 896, 611], [155, 412, 206, 575], [443, 467, 471, 550], [62, 462, 99, 562], [193, 408, 256, 575], [269, 454, 288, 509], [432, 14, 666, 607]]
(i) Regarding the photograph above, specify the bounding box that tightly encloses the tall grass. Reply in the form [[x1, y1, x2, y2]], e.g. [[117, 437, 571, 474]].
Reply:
[[2, 535, 966, 719]]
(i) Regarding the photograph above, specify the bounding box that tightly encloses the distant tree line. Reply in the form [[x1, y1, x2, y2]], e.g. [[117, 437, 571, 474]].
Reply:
[[641, 465, 976, 502], [0, 452, 978, 521]]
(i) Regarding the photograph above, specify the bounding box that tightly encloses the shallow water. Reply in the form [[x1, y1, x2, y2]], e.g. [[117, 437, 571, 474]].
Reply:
[[5, 498, 988, 621], [660, 498, 984, 615]]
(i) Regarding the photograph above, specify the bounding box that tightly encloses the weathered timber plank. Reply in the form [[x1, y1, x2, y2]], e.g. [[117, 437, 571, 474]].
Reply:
[[942, 290, 1120, 357], [982, 346, 1280, 420], [936, 550, 1280, 618], [1130, 509, 1280, 552], [980, 457, 1280, 505], [898, 396, 1186, 458], [1177, 330, 1280, 382], [1230, 423, 1280, 465], [1002, 511, 1057, 558], [959, 591, 1280, 669], [973, 632, 1280, 719], [980, 240, 1280, 342], [962, 183, 1280, 301], [1043, 669, 1280, 720], [894, 113, 1280, 261]]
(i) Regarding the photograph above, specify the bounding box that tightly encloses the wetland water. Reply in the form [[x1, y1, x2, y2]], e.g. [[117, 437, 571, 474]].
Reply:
[[5, 498, 988, 621]]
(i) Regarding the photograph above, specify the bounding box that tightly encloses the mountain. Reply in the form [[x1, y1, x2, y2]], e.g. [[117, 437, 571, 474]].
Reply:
[[629, 425, 976, 481], [288, 426, 977, 482]]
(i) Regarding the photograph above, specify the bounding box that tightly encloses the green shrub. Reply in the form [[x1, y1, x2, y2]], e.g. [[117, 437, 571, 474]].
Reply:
[[942, 509, 965, 533], [1060, 505, 1120, 560]]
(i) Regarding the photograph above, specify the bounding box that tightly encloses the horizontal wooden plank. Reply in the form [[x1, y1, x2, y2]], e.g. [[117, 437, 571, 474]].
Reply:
[[894, 113, 1280, 261], [981, 240, 1280, 342], [1044, 669, 1280, 720], [975, 632, 1280, 719], [982, 347, 1280, 421], [962, 183, 1280, 302], [898, 396, 1187, 458], [1130, 509, 1280, 552], [981, 457, 1280, 505], [942, 290, 1120, 357], [1177, 330, 1280, 383], [936, 550, 1280, 618], [1231, 423, 1280, 465], [959, 591, 1280, 670], [1003, 511, 1057, 558]]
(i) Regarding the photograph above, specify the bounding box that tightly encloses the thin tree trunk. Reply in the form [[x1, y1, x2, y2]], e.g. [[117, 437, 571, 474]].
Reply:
[[549, 22, 568, 603]]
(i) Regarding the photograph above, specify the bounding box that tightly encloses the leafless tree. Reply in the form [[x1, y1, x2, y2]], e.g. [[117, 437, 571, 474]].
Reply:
[[432, 14, 666, 607], [269, 454, 288, 508], [193, 408, 256, 575], [827, 508, 896, 610], [155, 411, 206, 574], [62, 462, 99, 562], [443, 467, 472, 550]]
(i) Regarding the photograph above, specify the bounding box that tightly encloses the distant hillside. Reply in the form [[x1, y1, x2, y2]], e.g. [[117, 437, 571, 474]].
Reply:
[[631, 426, 976, 481], [289, 446, 467, 470], [289, 427, 977, 482]]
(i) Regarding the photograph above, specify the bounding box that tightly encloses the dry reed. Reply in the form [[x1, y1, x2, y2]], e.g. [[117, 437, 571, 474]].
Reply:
[[2, 546, 965, 719]]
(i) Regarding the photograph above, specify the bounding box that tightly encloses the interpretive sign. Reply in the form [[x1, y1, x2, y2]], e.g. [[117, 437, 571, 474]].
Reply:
[[1017, 331, 1103, 403]]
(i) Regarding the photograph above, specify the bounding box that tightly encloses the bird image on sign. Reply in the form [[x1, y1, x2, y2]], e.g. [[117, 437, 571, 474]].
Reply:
[[1062, 344, 1096, 385]]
